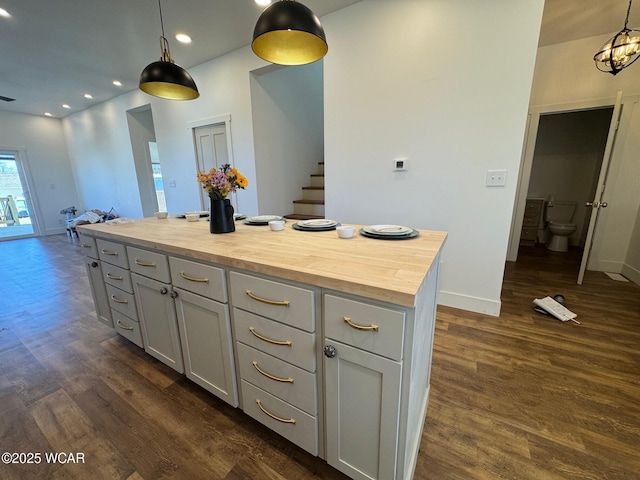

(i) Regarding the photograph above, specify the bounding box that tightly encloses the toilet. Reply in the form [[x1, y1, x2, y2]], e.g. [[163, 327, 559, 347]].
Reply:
[[545, 200, 577, 252]]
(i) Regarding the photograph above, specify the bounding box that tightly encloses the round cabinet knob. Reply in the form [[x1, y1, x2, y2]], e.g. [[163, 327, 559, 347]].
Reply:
[[170, 291, 178, 299], [601, 202, 608, 208], [323, 345, 337, 358], [91, 261, 98, 268], [160, 287, 168, 295]]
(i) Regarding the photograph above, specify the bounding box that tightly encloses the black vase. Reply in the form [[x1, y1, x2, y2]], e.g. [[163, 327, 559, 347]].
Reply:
[[210, 198, 235, 234]]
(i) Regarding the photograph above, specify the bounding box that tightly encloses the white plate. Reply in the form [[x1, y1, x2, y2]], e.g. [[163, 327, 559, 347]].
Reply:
[[246, 215, 283, 223], [179, 211, 209, 218], [363, 224, 413, 236], [298, 219, 338, 228]]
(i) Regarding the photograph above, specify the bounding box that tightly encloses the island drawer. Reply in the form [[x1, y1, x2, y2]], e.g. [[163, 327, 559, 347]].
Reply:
[[237, 342, 317, 415], [79, 235, 98, 259], [102, 263, 133, 294], [230, 271, 315, 332], [106, 284, 137, 320], [324, 294, 405, 361], [169, 257, 227, 302], [96, 239, 129, 269], [112, 310, 143, 348], [127, 246, 170, 283], [234, 308, 316, 372], [241, 380, 318, 456]]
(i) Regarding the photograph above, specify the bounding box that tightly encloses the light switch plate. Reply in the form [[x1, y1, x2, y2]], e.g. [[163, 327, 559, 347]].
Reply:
[[486, 169, 507, 187]]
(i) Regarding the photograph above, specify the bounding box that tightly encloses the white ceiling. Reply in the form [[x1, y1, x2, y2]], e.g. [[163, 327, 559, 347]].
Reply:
[[0, 0, 635, 118]]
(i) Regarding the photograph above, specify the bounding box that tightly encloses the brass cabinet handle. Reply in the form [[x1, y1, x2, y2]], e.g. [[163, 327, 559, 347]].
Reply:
[[116, 319, 134, 331], [134, 258, 156, 267], [256, 399, 296, 424], [111, 295, 128, 304], [252, 361, 294, 383], [249, 326, 292, 346], [180, 271, 209, 283], [343, 316, 379, 331], [245, 290, 290, 307], [106, 272, 123, 280], [82, 243, 92, 248], [101, 249, 118, 256]]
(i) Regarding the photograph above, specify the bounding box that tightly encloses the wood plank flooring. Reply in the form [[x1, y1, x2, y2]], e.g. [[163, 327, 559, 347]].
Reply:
[[1, 236, 638, 479]]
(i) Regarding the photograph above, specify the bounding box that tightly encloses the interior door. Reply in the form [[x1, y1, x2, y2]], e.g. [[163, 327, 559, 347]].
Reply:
[[577, 91, 623, 284], [194, 124, 229, 210]]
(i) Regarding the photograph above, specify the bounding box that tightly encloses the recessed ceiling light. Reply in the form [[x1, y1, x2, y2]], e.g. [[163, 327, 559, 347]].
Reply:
[[175, 33, 192, 44], [84, 93, 93, 99], [0, 8, 10, 17], [255, 0, 271, 6], [44, 112, 53, 117], [112, 80, 122, 86], [62, 104, 71, 109]]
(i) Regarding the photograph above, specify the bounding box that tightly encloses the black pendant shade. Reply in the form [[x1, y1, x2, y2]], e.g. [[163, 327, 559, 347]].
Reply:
[[252, 0, 328, 65], [139, 56, 199, 100], [139, 0, 199, 100]]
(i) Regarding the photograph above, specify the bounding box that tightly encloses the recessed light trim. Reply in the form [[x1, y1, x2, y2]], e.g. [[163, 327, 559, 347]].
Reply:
[[44, 112, 53, 117], [0, 8, 10, 17], [112, 80, 122, 86], [255, 0, 271, 6], [83, 93, 93, 99], [62, 104, 71, 109], [175, 33, 192, 44]]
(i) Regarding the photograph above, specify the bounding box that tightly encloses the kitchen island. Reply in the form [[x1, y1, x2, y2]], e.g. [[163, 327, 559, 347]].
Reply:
[[77, 217, 446, 480]]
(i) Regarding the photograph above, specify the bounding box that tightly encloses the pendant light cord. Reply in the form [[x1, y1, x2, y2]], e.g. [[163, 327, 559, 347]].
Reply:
[[158, 0, 166, 38], [624, 0, 633, 29]]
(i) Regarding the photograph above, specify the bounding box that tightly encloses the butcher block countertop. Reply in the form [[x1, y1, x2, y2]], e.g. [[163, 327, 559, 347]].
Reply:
[[77, 218, 447, 307]]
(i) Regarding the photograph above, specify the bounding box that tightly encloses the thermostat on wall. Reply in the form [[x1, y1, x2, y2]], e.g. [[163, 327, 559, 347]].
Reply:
[[393, 158, 408, 171]]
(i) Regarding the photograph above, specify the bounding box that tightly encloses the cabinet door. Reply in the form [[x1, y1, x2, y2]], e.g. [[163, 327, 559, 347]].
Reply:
[[324, 339, 401, 480], [85, 260, 113, 328], [174, 288, 238, 407], [131, 273, 184, 373]]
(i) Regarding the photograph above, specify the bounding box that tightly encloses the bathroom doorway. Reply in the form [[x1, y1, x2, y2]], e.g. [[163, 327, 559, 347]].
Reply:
[[508, 95, 622, 282]]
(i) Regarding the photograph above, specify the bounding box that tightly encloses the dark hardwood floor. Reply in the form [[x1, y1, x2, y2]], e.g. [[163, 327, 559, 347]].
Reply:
[[1, 237, 638, 479]]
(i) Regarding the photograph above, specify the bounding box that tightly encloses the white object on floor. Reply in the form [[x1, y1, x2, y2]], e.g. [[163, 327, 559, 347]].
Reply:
[[533, 296, 579, 323], [604, 272, 629, 282]]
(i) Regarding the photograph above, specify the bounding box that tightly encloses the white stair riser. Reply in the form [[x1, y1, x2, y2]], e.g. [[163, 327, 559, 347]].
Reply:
[[302, 189, 324, 202], [310, 176, 324, 187], [294, 203, 325, 216]]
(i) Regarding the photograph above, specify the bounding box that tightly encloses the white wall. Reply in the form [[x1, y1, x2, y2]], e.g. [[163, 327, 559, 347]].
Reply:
[[323, 0, 544, 315], [0, 111, 78, 235], [250, 62, 324, 215], [61, 0, 545, 316], [624, 207, 640, 284], [530, 34, 640, 278]]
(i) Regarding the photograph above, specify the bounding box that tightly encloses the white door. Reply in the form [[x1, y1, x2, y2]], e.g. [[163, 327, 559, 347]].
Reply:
[[577, 92, 623, 284], [194, 124, 229, 210], [0, 151, 39, 239]]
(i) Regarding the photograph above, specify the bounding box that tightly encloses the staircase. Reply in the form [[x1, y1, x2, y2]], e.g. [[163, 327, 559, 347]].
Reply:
[[284, 162, 325, 220]]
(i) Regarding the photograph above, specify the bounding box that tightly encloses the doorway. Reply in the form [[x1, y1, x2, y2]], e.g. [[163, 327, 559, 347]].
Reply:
[[193, 119, 232, 211], [0, 152, 37, 240], [509, 103, 617, 278]]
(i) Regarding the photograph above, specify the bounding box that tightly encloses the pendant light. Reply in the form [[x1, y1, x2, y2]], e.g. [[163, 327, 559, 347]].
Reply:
[[139, 0, 199, 100], [252, 0, 328, 65], [594, 0, 640, 75]]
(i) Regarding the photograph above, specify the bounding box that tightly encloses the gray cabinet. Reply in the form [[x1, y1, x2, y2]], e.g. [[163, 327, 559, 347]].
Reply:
[[84, 257, 113, 328]]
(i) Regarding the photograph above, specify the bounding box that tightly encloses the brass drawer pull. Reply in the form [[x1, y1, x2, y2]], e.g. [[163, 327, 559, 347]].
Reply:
[[252, 361, 294, 383], [111, 295, 128, 304], [101, 249, 118, 256], [249, 326, 292, 346], [344, 316, 379, 331], [180, 271, 209, 283], [246, 290, 290, 307], [134, 258, 156, 267], [106, 272, 123, 280], [256, 399, 296, 424], [116, 319, 134, 331]]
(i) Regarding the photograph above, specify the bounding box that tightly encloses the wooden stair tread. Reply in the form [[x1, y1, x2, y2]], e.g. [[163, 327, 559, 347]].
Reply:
[[302, 186, 324, 190], [292, 199, 324, 205]]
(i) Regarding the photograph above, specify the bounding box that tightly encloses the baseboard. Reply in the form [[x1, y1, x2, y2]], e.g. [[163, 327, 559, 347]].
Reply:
[[438, 290, 501, 317], [43, 226, 67, 236], [621, 263, 640, 286], [587, 259, 623, 273]]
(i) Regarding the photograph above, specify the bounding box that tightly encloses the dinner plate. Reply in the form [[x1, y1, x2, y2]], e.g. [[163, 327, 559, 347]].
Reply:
[[363, 224, 413, 236], [244, 215, 284, 225], [177, 211, 209, 218], [359, 228, 419, 240], [292, 222, 340, 232], [297, 219, 338, 228]]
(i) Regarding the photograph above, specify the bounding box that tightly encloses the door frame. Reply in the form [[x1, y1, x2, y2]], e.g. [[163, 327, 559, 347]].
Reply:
[[0, 147, 41, 238], [507, 95, 634, 269]]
